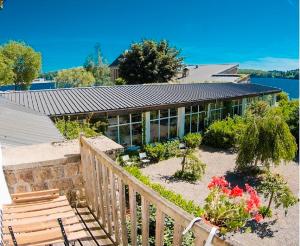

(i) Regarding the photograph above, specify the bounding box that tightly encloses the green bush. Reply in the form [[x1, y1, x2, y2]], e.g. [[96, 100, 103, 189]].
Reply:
[[144, 140, 179, 162], [203, 116, 245, 149], [259, 205, 272, 218], [124, 166, 204, 217], [183, 133, 202, 148], [55, 118, 99, 140]]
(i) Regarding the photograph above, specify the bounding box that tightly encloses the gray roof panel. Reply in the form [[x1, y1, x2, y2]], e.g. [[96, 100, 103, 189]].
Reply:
[[0, 83, 281, 117]]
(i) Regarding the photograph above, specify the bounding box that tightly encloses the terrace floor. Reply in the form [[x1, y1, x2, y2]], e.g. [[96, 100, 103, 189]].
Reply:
[[53, 207, 114, 246], [141, 146, 299, 246]]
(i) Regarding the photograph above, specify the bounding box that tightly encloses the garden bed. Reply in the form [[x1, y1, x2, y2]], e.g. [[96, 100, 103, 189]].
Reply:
[[141, 146, 299, 246]]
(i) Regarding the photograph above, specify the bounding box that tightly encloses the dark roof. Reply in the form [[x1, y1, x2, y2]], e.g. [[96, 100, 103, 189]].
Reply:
[[0, 96, 64, 147], [0, 83, 281, 117], [109, 54, 123, 67]]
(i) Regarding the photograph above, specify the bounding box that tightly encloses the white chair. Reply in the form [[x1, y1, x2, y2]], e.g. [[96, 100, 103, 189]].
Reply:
[[179, 143, 186, 149], [121, 155, 134, 166], [139, 152, 150, 164]]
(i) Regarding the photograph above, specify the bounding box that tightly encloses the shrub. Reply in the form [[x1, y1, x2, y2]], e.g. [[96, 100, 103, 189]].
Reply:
[[259, 205, 272, 218], [183, 133, 202, 148], [55, 118, 98, 140], [203, 116, 245, 149], [144, 140, 179, 162], [203, 176, 263, 234]]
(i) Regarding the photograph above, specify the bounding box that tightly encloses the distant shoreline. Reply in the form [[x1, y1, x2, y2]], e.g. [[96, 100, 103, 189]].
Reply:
[[239, 68, 299, 80]]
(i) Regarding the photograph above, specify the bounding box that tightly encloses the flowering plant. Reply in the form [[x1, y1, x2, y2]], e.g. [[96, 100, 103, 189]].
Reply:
[[203, 176, 262, 234]]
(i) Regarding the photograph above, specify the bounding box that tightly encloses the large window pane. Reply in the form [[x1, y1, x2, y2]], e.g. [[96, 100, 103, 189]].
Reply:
[[119, 124, 131, 147], [150, 120, 159, 142], [131, 113, 142, 123], [191, 114, 198, 132], [132, 123, 142, 146], [185, 115, 191, 134], [199, 104, 205, 112], [169, 108, 177, 117], [106, 127, 118, 143], [150, 110, 159, 120], [169, 117, 177, 138], [160, 109, 169, 118], [198, 112, 205, 132], [185, 106, 191, 114], [107, 115, 118, 125], [119, 114, 130, 124], [192, 105, 198, 113], [160, 118, 169, 140]]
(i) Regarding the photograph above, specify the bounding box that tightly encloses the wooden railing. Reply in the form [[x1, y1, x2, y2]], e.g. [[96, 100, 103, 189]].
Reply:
[[80, 136, 233, 246]]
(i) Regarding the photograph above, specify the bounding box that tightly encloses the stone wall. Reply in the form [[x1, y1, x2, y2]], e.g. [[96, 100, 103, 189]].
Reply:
[[2, 136, 123, 200]]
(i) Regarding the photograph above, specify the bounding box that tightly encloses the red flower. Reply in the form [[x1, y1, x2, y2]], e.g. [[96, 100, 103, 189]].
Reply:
[[253, 213, 263, 222], [246, 199, 254, 212], [208, 176, 229, 189], [222, 187, 231, 195], [230, 186, 243, 197]]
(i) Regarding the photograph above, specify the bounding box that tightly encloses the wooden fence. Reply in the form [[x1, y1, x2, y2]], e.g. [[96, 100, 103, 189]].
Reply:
[[80, 136, 232, 246]]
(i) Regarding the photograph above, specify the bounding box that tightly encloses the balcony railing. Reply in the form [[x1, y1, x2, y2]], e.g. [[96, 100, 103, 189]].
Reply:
[[80, 136, 232, 246]]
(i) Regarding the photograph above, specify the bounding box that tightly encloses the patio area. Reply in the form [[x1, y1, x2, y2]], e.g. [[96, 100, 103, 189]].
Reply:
[[141, 146, 299, 246]]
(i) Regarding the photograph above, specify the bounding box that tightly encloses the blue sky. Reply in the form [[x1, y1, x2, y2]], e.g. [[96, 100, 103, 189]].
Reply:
[[0, 0, 298, 72]]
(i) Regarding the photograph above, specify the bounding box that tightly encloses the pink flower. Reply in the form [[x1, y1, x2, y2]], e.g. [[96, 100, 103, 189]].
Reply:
[[230, 186, 243, 197], [208, 176, 229, 189], [253, 213, 263, 222], [222, 187, 231, 195]]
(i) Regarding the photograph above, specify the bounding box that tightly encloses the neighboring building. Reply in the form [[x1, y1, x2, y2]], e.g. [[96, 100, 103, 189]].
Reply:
[[109, 54, 123, 81], [175, 64, 249, 83], [0, 83, 280, 148], [0, 97, 63, 147]]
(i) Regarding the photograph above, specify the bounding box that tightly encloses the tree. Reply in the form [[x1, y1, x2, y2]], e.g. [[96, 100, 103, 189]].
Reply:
[[84, 44, 113, 86], [0, 52, 14, 85], [0, 41, 41, 89], [236, 108, 297, 170], [174, 133, 206, 181], [55, 68, 95, 88], [118, 39, 183, 84], [259, 172, 298, 217]]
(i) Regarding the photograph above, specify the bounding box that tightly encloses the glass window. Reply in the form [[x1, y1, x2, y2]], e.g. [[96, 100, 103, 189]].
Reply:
[[191, 114, 198, 132], [169, 108, 177, 117], [198, 104, 205, 112], [150, 120, 159, 142], [198, 112, 205, 132], [119, 124, 131, 147], [185, 115, 191, 134], [169, 117, 177, 138], [131, 113, 142, 123], [107, 115, 118, 126], [150, 110, 159, 120], [106, 127, 118, 143], [119, 114, 130, 124], [160, 118, 169, 140], [185, 106, 191, 114], [132, 123, 142, 146], [160, 109, 169, 118], [192, 105, 198, 113]]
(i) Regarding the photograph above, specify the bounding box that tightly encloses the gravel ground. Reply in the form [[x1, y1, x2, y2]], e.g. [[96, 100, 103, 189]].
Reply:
[[141, 146, 299, 246]]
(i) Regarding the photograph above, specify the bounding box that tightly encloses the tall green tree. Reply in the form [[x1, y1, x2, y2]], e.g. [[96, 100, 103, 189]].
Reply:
[[55, 68, 95, 88], [236, 107, 297, 170], [118, 39, 183, 84], [0, 52, 14, 85], [84, 44, 113, 86], [0, 41, 41, 89]]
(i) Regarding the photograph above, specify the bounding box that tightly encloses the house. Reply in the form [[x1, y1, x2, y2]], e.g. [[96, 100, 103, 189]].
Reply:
[[0, 82, 280, 148]]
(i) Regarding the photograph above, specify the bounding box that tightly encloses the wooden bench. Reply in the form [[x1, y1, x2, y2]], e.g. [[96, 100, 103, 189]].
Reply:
[[1, 189, 88, 246]]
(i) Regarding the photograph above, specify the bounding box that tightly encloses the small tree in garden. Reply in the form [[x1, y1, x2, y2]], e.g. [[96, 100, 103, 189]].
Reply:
[[236, 108, 297, 170], [258, 172, 298, 217], [204, 176, 263, 234], [174, 133, 206, 181]]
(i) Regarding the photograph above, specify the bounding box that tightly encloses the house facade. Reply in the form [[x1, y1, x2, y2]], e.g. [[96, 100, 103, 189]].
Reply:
[[0, 83, 280, 147]]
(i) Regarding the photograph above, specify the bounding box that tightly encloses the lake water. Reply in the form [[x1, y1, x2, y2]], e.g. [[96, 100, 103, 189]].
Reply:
[[251, 77, 299, 99]]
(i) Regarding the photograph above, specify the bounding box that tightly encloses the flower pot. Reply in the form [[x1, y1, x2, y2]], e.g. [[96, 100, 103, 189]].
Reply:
[[201, 216, 219, 229]]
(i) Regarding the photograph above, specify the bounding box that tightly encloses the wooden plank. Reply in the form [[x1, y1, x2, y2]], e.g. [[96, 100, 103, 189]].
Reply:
[[118, 178, 128, 246], [129, 187, 137, 246], [11, 193, 60, 204], [2, 217, 79, 234], [155, 209, 165, 246], [3, 211, 76, 226], [3, 205, 72, 220], [3, 224, 86, 245], [110, 171, 121, 244], [102, 164, 113, 235], [3, 199, 69, 213], [141, 197, 150, 246], [172, 219, 184, 245], [11, 189, 59, 199], [95, 156, 106, 227]]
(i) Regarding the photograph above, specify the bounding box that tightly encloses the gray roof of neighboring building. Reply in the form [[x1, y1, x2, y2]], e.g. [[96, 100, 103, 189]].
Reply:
[[177, 64, 240, 83], [0, 83, 280, 117], [0, 96, 64, 147]]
